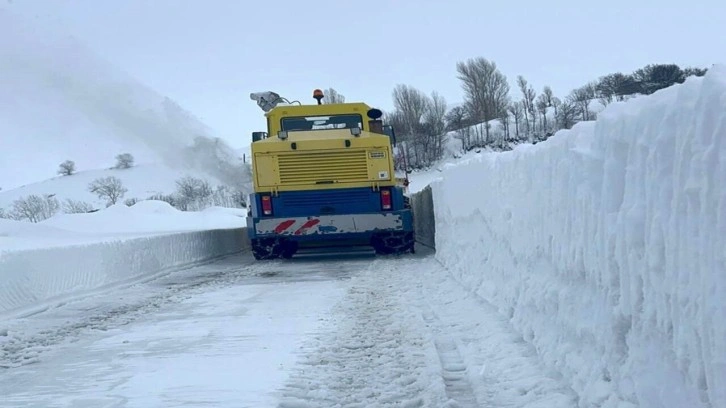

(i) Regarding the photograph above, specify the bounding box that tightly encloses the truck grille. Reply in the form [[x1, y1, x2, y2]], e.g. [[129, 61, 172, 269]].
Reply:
[[277, 150, 369, 185]]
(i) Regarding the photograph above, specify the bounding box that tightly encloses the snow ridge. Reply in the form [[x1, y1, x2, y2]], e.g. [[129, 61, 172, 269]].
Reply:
[[431, 66, 726, 408], [0, 228, 248, 319]]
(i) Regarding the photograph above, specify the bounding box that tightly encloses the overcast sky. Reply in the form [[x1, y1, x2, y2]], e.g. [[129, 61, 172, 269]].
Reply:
[[7, 0, 724, 148]]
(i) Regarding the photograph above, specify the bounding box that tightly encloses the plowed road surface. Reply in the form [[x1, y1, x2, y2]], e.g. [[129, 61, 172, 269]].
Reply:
[[0, 248, 577, 407]]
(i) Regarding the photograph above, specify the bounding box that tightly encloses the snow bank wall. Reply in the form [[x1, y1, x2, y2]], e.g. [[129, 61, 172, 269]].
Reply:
[[0, 228, 249, 319], [431, 67, 726, 408], [411, 185, 436, 249]]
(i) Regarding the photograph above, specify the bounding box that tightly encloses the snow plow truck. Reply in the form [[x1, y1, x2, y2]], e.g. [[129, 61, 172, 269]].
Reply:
[[245, 89, 415, 260]]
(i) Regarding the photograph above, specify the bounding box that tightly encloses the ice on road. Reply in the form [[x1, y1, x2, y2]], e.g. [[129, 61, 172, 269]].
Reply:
[[0, 249, 577, 407]]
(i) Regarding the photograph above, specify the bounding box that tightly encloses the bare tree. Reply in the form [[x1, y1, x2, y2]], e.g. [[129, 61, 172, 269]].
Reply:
[[456, 57, 510, 143], [11, 194, 60, 223], [517, 76, 537, 136], [147, 193, 176, 207], [551, 96, 562, 119], [422, 91, 448, 163], [445, 105, 473, 151], [392, 84, 431, 168], [570, 84, 596, 121], [62, 199, 93, 214], [633, 63, 685, 95], [535, 94, 550, 134], [323, 88, 345, 104], [557, 99, 579, 129], [542, 86, 554, 106], [508, 101, 524, 140], [384, 110, 410, 170], [498, 109, 510, 143], [114, 153, 134, 169], [683, 66, 708, 78], [175, 176, 213, 210], [517, 77, 529, 134], [58, 160, 76, 176], [392, 85, 429, 130], [596, 73, 639, 104], [88, 176, 128, 206], [542, 86, 556, 123], [209, 185, 246, 209]]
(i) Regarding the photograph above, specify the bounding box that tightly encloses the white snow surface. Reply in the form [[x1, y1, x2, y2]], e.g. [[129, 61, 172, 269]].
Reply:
[[428, 66, 726, 408], [0, 201, 247, 318], [1, 250, 581, 407]]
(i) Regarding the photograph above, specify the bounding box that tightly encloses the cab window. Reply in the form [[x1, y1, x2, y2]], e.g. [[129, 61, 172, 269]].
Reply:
[[281, 114, 363, 132]]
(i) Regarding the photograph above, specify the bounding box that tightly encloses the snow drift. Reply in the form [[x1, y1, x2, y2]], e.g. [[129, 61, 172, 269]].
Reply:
[[0, 202, 249, 319], [430, 66, 725, 408]]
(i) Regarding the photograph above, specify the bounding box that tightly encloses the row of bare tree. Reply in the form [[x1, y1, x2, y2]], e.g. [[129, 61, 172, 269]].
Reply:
[[326, 60, 709, 171], [0, 176, 247, 223]]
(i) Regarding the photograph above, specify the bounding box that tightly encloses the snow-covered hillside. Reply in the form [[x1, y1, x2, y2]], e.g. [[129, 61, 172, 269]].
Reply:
[[429, 65, 726, 408], [0, 164, 225, 210], [0, 9, 249, 199]]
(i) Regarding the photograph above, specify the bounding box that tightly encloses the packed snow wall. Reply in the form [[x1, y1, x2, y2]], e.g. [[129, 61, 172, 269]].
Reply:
[[0, 228, 249, 319], [430, 67, 726, 408], [410, 185, 436, 249]]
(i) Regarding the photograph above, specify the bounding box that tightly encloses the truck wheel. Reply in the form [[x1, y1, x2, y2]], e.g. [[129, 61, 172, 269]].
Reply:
[[251, 238, 282, 260], [280, 240, 298, 259]]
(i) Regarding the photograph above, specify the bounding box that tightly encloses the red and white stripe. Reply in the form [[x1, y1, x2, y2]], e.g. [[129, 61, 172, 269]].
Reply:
[[255, 214, 402, 236]]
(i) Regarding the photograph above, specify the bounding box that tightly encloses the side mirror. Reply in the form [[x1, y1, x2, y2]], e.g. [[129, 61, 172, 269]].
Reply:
[[252, 131, 267, 142], [383, 125, 396, 146]]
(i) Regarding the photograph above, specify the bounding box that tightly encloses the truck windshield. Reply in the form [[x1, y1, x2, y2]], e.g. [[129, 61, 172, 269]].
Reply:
[[281, 114, 363, 132]]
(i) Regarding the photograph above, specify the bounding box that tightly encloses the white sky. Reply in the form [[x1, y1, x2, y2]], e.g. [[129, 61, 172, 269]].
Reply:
[[6, 0, 724, 148]]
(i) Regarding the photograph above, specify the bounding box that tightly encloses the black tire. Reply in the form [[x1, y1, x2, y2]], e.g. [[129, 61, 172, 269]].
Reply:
[[251, 238, 282, 260], [280, 241, 298, 259], [371, 231, 415, 255]]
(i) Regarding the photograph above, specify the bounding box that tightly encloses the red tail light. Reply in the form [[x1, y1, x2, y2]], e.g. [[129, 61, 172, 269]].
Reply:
[[261, 195, 273, 215], [381, 189, 392, 210]]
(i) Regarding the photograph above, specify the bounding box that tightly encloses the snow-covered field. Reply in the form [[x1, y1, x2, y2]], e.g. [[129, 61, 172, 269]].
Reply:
[[429, 66, 726, 408]]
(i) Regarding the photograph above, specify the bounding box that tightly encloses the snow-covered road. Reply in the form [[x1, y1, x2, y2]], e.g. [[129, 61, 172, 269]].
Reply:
[[0, 249, 578, 407]]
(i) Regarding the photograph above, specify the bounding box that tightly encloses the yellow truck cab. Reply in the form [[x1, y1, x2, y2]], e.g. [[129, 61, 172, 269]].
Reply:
[[245, 90, 414, 259]]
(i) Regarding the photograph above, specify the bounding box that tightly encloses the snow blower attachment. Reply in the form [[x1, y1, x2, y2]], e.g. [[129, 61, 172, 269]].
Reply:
[[245, 89, 415, 259]]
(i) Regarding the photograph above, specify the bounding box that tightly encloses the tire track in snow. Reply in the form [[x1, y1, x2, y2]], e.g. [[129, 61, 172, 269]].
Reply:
[[275, 257, 450, 407], [273, 249, 579, 407], [405, 253, 580, 408], [421, 306, 480, 407]]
